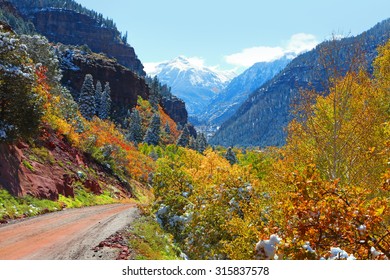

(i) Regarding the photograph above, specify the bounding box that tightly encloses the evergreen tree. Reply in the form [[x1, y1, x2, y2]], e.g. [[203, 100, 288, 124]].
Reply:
[[94, 80, 102, 116], [149, 76, 161, 110], [0, 28, 44, 141], [99, 82, 111, 119], [176, 125, 190, 147], [126, 109, 143, 144], [224, 147, 238, 165], [79, 74, 95, 120], [164, 121, 171, 134], [143, 113, 161, 145], [122, 31, 128, 44], [20, 35, 61, 84], [189, 136, 197, 150], [196, 133, 208, 153]]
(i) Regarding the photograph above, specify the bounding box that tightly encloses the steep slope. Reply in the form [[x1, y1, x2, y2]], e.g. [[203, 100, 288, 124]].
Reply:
[[0, 127, 134, 200], [3, 0, 190, 129], [147, 56, 235, 115], [210, 19, 390, 147], [57, 45, 149, 118], [0, 0, 35, 34], [9, 0, 145, 76], [202, 56, 291, 125]]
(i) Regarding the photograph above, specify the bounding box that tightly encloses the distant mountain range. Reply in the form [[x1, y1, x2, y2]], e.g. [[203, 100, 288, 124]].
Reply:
[[147, 56, 235, 115], [200, 56, 292, 126], [210, 18, 390, 147], [148, 55, 295, 127]]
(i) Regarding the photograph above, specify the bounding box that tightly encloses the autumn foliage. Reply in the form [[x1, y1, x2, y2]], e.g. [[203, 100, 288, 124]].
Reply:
[[149, 39, 390, 260], [2, 23, 389, 260]]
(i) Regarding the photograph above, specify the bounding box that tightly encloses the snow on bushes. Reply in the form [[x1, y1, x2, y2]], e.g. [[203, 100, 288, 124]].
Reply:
[[255, 234, 281, 260]]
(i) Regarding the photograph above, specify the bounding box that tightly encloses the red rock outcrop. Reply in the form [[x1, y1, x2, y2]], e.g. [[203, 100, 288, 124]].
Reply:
[[0, 143, 63, 199], [0, 128, 133, 200], [84, 179, 102, 195]]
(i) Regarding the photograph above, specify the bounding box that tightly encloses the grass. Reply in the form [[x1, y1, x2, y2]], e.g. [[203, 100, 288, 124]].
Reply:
[[58, 188, 117, 208], [0, 189, 60, 220], [0, 186, 118, 221], [30, 146, 55, 165], [128, 216, 182, 260], [22, 160, 35, 172]]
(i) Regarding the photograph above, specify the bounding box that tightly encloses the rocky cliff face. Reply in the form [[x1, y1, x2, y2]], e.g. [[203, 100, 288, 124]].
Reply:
[[17, 7, 145, 76], [0, 127, 133, 200], [58, 46, 148, 110], [6, 0, 191, 131], [161, 96, 188, 126]]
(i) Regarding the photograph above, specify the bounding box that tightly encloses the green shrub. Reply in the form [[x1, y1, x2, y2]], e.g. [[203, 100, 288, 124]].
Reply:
[[128, 216, 181, 260], [0, 189, 61, 220], [22, 160, 35, 172]]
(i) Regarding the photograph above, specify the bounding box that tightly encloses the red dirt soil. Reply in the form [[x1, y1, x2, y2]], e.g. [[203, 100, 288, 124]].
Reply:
[[0, 203, 138, 260]]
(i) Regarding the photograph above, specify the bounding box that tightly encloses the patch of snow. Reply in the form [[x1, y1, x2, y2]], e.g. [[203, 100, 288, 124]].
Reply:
[[180, 252, 189, 260], [255, 234, 281, 260], [302, 242, 315, 254], [370, 246, 383, 258], [182, 191, 189, 198], [357, 224, 366, 233], [0, 129, 6, 139], [328, 247, 349, 260]]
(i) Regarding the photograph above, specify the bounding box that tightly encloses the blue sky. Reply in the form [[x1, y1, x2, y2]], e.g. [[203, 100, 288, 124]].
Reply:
[[76, 0, 390, 73]]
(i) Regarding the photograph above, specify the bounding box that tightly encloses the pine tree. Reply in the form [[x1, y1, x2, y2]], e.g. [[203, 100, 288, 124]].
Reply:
[[94, 80, 102, 116], [127, 109, 143, 144], [99, 82, 111, 119], [149, 76, 161, 110], [164, 121, 171, 134], [176, 125, 190, 147], [189, 136, 197, 150], [143, 113, 161, 145], [79, 74, 95, 120], [196, 133, 208, 153], [224, 147, 238, 165]]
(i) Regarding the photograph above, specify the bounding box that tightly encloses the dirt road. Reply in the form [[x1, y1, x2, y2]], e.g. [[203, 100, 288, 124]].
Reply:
[[0, 203, 139, 260]]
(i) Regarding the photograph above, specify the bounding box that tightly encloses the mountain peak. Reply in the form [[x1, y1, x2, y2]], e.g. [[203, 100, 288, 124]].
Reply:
[[146, 56, 236, 115]]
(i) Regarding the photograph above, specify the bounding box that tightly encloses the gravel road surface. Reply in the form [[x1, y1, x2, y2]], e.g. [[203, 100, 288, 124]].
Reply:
[[0, 203, 139, 260]]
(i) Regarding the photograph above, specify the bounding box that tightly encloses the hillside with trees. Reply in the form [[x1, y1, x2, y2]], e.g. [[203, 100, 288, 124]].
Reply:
[[211, 19, 390, 147], [0, 0, 388, 260]]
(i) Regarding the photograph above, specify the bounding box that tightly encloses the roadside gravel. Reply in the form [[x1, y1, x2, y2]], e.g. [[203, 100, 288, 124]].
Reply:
[[0, 203, 139, 260]]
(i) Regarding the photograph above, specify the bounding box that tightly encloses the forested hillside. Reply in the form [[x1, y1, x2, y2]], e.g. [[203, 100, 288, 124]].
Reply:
[[149, 40, 390, 259], [0, 0, 388, 260], [211, 19, 390, 147]]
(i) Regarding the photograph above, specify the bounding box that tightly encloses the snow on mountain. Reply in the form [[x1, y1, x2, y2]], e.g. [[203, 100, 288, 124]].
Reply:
[[200, 55, 292, 125], [145, 56, 236, 115]]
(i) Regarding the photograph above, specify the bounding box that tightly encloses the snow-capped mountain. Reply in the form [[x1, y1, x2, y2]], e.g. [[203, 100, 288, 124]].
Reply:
[[200, 56, 292, 125], [146, 56, 235, 115]]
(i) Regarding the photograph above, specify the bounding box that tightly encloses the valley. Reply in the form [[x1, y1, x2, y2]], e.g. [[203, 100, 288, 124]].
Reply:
[[0, 0, 389, 262]]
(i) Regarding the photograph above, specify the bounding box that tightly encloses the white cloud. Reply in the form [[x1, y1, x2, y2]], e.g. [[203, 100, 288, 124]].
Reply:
[[225, 33, 319, 68], [285, 33, 318, 54], [225, 46, 285, 68]]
